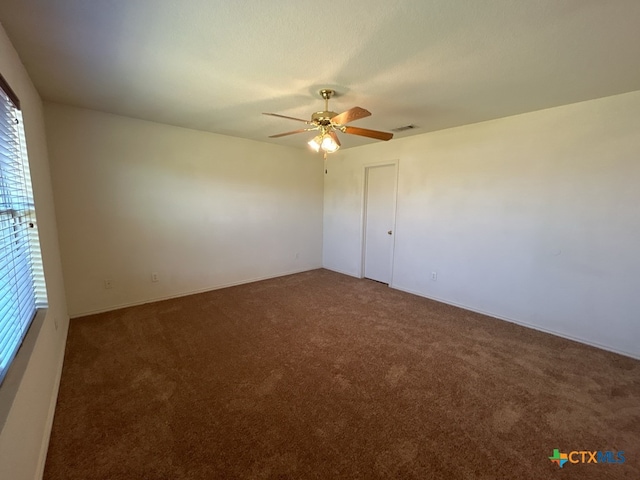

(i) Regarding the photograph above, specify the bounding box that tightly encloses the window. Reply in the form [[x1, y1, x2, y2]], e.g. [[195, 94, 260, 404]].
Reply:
[[0, 74, 47, 385]]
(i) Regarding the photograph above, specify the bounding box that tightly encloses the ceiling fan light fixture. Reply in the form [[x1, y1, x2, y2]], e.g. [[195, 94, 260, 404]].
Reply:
[[321, 134, 340, 153], [308, 135, 322, 152]]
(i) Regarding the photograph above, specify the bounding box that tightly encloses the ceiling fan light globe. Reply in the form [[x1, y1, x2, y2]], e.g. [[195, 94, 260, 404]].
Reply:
[[308, 135, 322, 152], [321, 135, 339, 153]]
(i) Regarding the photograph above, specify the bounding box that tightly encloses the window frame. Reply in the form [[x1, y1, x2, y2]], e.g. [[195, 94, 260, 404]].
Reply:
[[0, 72, 47, 387]]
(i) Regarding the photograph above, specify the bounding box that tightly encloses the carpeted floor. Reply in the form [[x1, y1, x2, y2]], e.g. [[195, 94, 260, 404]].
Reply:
[[45, 269, 640, 479]]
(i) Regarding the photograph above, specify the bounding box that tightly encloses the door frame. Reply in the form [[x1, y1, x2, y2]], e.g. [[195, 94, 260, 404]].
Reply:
[[360, 160, 399, 286]]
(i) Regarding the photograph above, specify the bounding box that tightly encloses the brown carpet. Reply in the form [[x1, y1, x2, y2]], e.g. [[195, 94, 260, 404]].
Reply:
[[45, 269, 640, 479]]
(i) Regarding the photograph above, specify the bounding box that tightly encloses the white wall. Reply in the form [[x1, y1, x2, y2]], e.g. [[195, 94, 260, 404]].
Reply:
[[0, 24, 69, 480], [45, 103, 324, 317], [324, 90, 640, 359]]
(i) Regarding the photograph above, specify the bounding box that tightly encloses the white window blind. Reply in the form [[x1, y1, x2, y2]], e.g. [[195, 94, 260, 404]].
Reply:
[[0, 76, 47, 385]]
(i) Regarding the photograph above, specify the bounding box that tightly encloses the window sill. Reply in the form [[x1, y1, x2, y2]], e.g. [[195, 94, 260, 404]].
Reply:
[[0, 308, 48, 432]]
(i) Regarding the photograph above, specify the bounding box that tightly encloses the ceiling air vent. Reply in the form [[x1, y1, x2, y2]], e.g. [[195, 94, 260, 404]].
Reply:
[[391, 124, 418, 132]]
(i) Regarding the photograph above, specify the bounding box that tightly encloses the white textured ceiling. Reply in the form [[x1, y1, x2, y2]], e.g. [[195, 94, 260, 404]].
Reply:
[[1, 0, 639, 150]]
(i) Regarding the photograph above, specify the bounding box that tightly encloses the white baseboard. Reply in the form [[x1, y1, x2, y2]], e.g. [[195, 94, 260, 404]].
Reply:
[[322, 265, 362, 279], [70, 266, 323, 318], [392, 283, 639, 361], [71, 267, 639, 359], [34, 320, 68, 480]]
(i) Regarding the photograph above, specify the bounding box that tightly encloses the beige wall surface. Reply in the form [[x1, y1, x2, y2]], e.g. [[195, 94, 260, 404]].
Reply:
[[45, 103, 324, 317], [324, 90, 640, 359]]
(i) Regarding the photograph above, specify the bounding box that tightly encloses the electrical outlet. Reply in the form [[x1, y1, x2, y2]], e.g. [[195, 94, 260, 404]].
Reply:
[[151, 272, 159, 282], [104, 278, 112, 289], [431, 271, 437, 281]]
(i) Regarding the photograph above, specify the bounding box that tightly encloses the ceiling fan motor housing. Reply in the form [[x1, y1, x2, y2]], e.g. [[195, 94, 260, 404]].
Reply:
[[313, 89, 338, 126], [311, 111, 339, 126]]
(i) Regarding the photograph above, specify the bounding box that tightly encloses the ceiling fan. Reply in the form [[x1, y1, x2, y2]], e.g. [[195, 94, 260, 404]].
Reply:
[[263, 89, 393, 154]]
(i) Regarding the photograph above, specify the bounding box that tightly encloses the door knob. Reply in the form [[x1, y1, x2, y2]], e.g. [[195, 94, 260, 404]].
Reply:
[[387, 230, 393, 235]]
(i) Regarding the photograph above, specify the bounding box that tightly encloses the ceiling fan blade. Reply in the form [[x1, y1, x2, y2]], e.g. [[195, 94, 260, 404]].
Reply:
[[343, 126, 393, 141], [328, 130, 341, 147], [263, 112, 311, 124], [331, 107, 371, 126], [269, 128, 313, 138]]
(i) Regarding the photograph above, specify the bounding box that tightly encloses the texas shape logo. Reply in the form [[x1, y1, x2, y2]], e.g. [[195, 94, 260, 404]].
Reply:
[[549, 449, 568, 468]]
